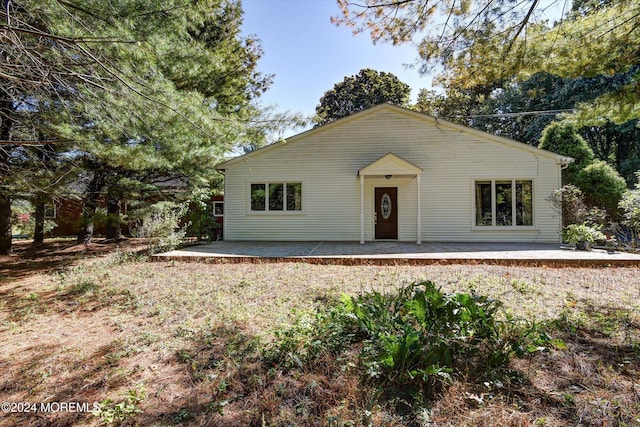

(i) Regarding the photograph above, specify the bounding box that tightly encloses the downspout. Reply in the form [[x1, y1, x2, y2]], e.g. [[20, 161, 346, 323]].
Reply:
[[218, 169, 226, 241], [557, 157, 574, 242], [558, 157, 574, 185], [416, 174, 422, 244], [360, 173, 365, 244]]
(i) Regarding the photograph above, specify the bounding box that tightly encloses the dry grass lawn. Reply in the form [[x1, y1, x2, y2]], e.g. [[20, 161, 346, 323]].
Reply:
[[0, 240, 639, 426]]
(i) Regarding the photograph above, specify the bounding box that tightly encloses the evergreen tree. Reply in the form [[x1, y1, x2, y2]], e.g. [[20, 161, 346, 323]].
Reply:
[[334, 0, 640, 124], [576, 161, 628, 216], [1, 0, 286, 250]]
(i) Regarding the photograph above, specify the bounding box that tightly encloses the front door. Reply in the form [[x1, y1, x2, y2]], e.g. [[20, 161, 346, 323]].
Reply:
[[375, 187, 398, 240]]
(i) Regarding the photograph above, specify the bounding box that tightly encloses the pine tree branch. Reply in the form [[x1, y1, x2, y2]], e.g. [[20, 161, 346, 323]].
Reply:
[[0, 23, 137, 44]]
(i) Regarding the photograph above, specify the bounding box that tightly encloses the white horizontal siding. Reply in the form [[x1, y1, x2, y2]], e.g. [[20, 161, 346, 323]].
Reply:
[[223, 107, 563, 243]]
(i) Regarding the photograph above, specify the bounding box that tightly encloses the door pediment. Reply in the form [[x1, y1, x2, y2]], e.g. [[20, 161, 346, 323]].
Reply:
[[358, 153, 422, 177]]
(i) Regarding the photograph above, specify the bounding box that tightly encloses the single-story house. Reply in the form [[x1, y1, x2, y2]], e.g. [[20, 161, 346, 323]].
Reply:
[[215, 104, 573, 244]]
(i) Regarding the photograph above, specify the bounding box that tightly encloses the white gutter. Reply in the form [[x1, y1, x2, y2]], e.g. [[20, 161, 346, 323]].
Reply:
[[558, 157, 575, 170]]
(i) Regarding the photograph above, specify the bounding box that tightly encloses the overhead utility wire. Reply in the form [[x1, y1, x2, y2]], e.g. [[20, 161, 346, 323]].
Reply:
[[453, 108, 574, 119]]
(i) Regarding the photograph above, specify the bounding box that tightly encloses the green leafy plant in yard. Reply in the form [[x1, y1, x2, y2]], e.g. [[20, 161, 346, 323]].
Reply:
[[174, 408, 195, 423], [265, 302, 359, 368], [344, 282, 524, 389], [266, 281, 560, 417], [94, 385, 146, 426]]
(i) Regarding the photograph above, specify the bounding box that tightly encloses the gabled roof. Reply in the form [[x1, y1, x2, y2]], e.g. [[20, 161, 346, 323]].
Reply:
[[215, 103, 574, 169], [358, 153, 422, 177]]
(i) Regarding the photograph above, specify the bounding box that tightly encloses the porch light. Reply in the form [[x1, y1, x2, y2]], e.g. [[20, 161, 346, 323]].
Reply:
[[384, 174, 392, 179]]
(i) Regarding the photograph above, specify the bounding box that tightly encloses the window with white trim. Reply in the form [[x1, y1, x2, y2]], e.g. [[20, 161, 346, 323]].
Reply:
[[475, 179, 533, 227], [44, 204, 56, 219], [213, 201, 224, 217], [251, 183, 302, 212]]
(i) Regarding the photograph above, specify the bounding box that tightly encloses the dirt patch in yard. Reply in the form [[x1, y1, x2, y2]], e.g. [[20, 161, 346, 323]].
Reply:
[[0, 238, 148, 283]]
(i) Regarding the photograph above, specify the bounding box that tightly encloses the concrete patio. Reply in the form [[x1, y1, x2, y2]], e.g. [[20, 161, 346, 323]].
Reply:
[[153, 241, 640, 267]]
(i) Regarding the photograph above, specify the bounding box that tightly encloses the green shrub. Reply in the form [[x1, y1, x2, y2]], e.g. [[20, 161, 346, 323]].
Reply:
[[10, 199, 58, 237], [575, 160, 627, 217], [267, 282, 558, 408], [185, 189, 220, 241], [619, 172, 640, 225], [131, 202, 187, 254], [619, 172, 640, 248], [539, 121, 594, 185], [548, 184, 608, 227], [561, 223, 606, 246], [12, 217, 57, 238]]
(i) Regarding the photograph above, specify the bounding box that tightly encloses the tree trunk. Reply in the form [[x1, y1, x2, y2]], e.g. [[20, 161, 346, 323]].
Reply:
[[77, 200, 96, 245], [105, 198, 122, 240], [0, 96, 13, 255], [0, 149, 11, 255], [33, 143, 54, 246], [77, 171, 105, 244], [0, 193, 11, 255], [33, 200, 45, 245]]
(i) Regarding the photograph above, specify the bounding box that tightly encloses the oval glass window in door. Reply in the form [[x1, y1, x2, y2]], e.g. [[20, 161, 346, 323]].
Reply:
[[381, 193, 392, 219]]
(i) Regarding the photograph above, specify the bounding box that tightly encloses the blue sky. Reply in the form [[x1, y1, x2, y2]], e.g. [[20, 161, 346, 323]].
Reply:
[[241, 0, 432, 127], [241, 0, 567, 136]]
